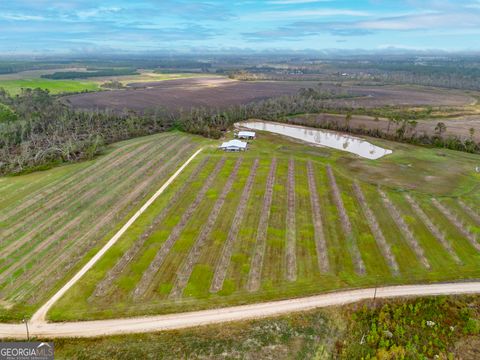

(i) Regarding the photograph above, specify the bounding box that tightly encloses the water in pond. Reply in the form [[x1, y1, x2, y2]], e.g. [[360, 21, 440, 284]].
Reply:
[[240, 121, 392, 160]]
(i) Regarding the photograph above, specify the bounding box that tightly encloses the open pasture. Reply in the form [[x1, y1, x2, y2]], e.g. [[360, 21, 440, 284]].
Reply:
[[0, 132, 202, 320], [62, 77, 474, 112], [49, 132, 480, 321], [0, 79, 99, 95]]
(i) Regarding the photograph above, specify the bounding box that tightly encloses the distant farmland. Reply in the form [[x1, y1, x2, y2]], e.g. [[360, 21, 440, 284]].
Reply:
[[0, 79, 99, 95], [0, 132, 203, 320], [48, 133, 480, 321], [62, 77, 474, 112]]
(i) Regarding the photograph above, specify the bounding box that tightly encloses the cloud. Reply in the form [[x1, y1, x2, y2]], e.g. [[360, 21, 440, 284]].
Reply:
[[243, 6, 480, 42], [267, 0, 332, 4], [357, 12, 480, 31], [242, 20, 373, 41], [0, 13, 45, 21], [76, 7, 122, 19], [1, 0, 480, 53], [248, 8, 370, 20], [144, 0, 234, 21]]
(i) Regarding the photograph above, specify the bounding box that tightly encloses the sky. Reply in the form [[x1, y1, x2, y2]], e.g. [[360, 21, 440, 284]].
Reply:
[[1, 0, 480, 55]]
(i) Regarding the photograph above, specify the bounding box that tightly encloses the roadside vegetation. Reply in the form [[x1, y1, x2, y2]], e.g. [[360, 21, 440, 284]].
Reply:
[[48, 295, 480, 359]]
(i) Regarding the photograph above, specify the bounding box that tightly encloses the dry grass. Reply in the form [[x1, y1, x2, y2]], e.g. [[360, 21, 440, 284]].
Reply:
[[285, 158, 297, 282], [353, 182, 400, 275], [379, 189, 431, 269], [327, 166, 366, 275], [210, 160, 259, 293], [169, 158, 243, 299], [405, 195, 462, 265], [246, 159, 277, 292], [133, 158, 226, 300], [306, 161, 330, 273]]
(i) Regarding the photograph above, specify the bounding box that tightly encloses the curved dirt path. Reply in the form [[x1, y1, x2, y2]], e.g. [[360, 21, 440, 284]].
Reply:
[[1, 281, 480, 338], [29, 148, 204, 324]]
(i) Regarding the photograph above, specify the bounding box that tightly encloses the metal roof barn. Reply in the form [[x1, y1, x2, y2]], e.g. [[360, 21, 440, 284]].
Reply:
[[219, 139, 248, 152], [237, 131, 256, 139]]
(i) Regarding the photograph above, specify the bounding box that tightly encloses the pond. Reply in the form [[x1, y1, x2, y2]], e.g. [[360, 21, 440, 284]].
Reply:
[[240, 121, 393, 160]]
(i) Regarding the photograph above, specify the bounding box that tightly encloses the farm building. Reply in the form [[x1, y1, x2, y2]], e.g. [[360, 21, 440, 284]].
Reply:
[[236, 131, 256, 140], [219, 139, 248, 152]]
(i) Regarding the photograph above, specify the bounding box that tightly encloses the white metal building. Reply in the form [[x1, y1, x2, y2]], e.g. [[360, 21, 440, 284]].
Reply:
[[219, 139, 248, 152], [236, 131, 256, 140]]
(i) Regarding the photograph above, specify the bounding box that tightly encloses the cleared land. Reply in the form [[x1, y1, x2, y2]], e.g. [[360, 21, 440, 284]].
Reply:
[[63, 77, 473, 112], [0, 70, 211, 95], [290, 113, 480, 142], [46, 132, 480, 321], [0, 132, 203, 320]]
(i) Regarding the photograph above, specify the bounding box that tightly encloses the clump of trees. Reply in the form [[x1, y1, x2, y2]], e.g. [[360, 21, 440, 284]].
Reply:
[[180, 91, 479, 152], [298, 84, 357, 100], [0, 102, 17, 123], [100, 80, 126, 89]]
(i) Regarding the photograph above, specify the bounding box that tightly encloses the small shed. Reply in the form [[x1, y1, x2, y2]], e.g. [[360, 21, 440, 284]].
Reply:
[[236, 131, 256, 140], [219, 139, 248, 152]]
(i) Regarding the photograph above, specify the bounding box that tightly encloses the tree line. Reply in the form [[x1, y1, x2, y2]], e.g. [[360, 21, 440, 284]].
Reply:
[[178, 94, 479, 154], [0, 87, 478, 176], [0, 88, 172, 175], [42, 68, 138, 80]]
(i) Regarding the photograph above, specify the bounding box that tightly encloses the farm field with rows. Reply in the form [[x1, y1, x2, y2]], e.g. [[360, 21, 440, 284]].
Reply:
[[49, 131, 480, 321], [0, 132, 204, 321]]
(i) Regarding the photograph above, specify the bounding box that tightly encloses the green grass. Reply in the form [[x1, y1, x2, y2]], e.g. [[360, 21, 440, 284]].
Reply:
[[0, 79, 99, 95], [1, 125, 479, 321], [0, 132, 205, 321], [0, 72, 221, 95], [294, 161, 320, 280], [46, 130, 480, 321]]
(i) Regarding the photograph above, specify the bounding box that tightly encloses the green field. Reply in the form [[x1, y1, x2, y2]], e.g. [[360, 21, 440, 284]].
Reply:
[[0, 72, 218, 95], [0, 132, 204, 320], [33, 130, 480, 321], [1, 127, 479, 322], [0, 79, 100, 95]]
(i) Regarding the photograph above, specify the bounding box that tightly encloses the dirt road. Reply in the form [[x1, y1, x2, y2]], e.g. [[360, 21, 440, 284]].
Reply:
[[2, 282, 480, 339], [29, 148, 204, 324]]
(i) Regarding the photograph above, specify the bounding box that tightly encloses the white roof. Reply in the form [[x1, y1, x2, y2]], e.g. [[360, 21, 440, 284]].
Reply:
[[238, 131, 256, 137], [220, 139, 247, 149]]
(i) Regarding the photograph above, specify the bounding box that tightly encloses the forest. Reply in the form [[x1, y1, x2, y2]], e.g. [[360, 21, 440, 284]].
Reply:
[[42, 68, 139, 80]]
